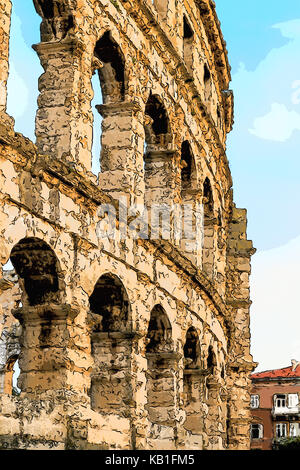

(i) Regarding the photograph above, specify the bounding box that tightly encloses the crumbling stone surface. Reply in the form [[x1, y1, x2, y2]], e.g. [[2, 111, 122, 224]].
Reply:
[[0, 0, 256, 450]]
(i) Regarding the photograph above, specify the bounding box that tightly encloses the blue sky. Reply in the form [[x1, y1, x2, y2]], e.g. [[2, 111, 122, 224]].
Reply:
[[6, 1, 300, 372]]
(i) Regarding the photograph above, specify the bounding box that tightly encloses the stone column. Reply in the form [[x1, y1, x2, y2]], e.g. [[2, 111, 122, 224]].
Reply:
[[182, 368, 208, 449], [146, 351, 181, 449], [97, 101, 145, 206], [202, 207, 217, 281], [205, 376, 226, 449], [226, 361, 255, 450], [0, 276, 18, 395], [225, 205, 257, 450], [0, 0, 11, 115], [90, 331, 147, 449], [33, 40, 93, 171], [180, 188, 202, 267], [12, 303, 80, 395], [144, 148, 176, 206]]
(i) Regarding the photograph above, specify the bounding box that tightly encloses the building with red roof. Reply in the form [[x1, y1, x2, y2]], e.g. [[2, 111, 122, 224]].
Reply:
[[250, 360, 300, 450]]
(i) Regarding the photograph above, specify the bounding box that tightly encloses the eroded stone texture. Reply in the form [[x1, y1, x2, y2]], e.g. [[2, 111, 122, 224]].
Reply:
[[0, 0, 256, 450]]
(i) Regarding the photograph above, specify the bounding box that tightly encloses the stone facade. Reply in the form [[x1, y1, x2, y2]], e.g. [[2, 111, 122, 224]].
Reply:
[[0, 0, 256, 450]]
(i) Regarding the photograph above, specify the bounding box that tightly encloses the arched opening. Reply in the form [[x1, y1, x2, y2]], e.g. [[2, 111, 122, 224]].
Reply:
[[180, 141, 201, 266], [183, 15, 194, 73], [202, 178, 215, 279], [144, 94, 174, 209], [203, 63, 211, 101], [89, 273, 129, 332], [7, 238, 72, 394], [93, 31, 125, 105], [183, 327, 204, 446], [144, 93, 169, 147], [184, 327, 201, 370], [145, 305, 177, 431], [181, 141, 196, 193], [91, 73, 103, 176], [33, 0, 74, 41], [146, 304, 172, 354], [89, 274, 132, 415], [91, 31, 125, 177], [10, 237, 61, 306], [207, 345, 217, 374]]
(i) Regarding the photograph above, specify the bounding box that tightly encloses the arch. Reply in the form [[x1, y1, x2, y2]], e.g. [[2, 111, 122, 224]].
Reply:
[[145, 305, 176, 428], [93, 31, 125, 104], [181, 140, 197, 192], [146, 304, 172, 353], [144, 93, 170, 145], [202, 178, 215, 279], [10, 237, 62, 306], [183, 327, 204, 444], [33, 0, 74, 41], [91, 31, 126, 175], [183, 15, 194, 73], [89, 273, 130, 332], [143, 94, 173, 208], [207, 345, 217, 372], [89, 273, 132, 417], [184, 327, 201, 369]]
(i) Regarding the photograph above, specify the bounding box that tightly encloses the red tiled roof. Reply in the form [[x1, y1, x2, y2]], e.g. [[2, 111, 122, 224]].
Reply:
[[252, 364, 300, 379]]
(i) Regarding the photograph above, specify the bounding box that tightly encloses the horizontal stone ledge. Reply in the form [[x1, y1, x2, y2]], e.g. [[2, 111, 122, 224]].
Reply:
[[227, 360, 258, 373], [12, 303, 80, 323], [96, 101, 143, 117], [183, 368, 210, 377], [144, 149, 176, 162], [91, 331, 142, 341], [146, 351, 182, 361], [32, 38, 86, 56]]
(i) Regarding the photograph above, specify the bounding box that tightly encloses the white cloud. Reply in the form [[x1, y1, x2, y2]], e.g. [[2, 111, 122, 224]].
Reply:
[[272, 19, 300, 40], [249, 102, 300, 142], [231, 19, 300, 140], [250, 236, 300, 372]]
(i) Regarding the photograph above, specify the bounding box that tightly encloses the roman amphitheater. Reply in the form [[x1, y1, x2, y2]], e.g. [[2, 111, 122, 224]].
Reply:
[[0, 0, 256, 450]]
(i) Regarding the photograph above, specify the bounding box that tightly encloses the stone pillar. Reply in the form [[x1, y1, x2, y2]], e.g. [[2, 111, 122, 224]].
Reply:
[[225, 205, 257, 450], [202, 207, 217, 281], [205, 376, 226, 450], [226, 361, 255, 450], [90, 331, 147, 449], [180, 188, 202, 267], [182, 369, 207, 449], [0, 0, 11, 115], [146, 351, 181, 449], [144, 148, 178, 245], [33, 40, 93, 171], [0, 276, 18, 395], [12, 303, 80, 395], [97, 101, 145, 206], [144, 148, 176, 206]]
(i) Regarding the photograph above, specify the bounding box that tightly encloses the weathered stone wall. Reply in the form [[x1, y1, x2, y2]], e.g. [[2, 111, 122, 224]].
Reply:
[[0, 0, 255, 450]]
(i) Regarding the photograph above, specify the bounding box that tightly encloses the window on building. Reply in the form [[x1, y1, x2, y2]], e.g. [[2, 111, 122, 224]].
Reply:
[[251, 424, 263, 440], [290, 423, 300, 437], [288, 393, 299, 408], [276, 423, 287, 438], [275, 394, 287, 408], [250, 394, 260, 409]]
